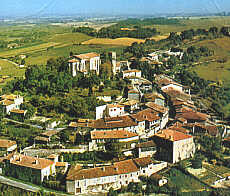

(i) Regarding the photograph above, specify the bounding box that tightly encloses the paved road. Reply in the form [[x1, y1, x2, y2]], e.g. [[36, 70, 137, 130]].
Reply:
[[0, 175, 40, 192]]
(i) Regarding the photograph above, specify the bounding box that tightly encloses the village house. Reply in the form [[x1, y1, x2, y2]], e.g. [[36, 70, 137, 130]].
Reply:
[[127, 77, 152, 93], [93, 115, 140, 134], [131, 108, 161, 137], [175, 107, 209, 124], [135, 140, 157, 158], [147, 52, 159, 62], [89, 130, 139, 151], [66, 157, 167, 194], [2, 154, 55, 183], [153, 129, 195, 163], [68, 52, 100, 76], [0, 94, 24, 115], [109, 52, 131, 75], [34, 130, 59, 144], [144, 93, 165, 107], [121, 100, 140, 113], [123, 69, 141, 79], [128, 89, 141, 101], [96, 104, 125, 120], [156, 75, 190, 95], [10, 109, 27, 121], [145, 102, 169, 129], [0, 139, 17, 156]]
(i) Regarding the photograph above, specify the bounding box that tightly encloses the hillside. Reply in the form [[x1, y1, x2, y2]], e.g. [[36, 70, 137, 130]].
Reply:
[[190, 37, 230, 84]]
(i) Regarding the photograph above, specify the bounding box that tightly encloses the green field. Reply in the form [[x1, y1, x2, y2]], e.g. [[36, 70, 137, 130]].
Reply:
[[146, 16, 230, 34], [189, 37, 230, 84], [164, 167, 207, 191]]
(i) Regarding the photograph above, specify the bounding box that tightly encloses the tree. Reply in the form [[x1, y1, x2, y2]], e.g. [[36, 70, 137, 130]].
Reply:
[[191, 154, 205, 169], [107, 187, 118, 196]]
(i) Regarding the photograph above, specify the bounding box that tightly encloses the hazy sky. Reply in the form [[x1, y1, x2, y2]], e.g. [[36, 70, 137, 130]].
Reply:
[[1, 0, 230, 17]]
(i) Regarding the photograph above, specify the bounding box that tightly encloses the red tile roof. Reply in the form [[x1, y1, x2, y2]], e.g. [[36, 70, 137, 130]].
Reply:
[[131, 108, 160, 122], [91, 130, 138, 140], [9, 154, 54, 170], [176, 107, 208, 122], [66, 157, 153, 181], [145, 102, 168, 114], [67, 159, 138, 181], [154, 129, 192, 142], [136, 141, 156, 148], [123, 69, 141, 74], [0, 139, 16, 148], [74, 52, 99, 60], [133, 157, 153, 168], [162, 88, 190, 100], [93, 115, 138, 129]]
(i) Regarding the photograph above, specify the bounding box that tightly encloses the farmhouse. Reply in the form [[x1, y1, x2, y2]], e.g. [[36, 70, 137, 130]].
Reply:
[[145, 102, 169, 129], [96, 104, 125, 120], [93, 115, 139, 134], [66, 157, 167, 194], [0, 139, 17, 155], [135, 140, 157, 158], [153, 129, 195, 163], [3, 154, 55, 183], [89, 130, 139, 151], [0, 94, 23, 115], [68, 52, 100, 76]]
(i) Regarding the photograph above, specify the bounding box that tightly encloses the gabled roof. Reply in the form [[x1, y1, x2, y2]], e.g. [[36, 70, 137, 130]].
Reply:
[[145, 102, 168, 114], [91, 130, 138, 140], [9, 154, 54, 170], [1, 94, 19, 101], [0, 139, 16, 148], [122, 100, 139, 106], [131, 108, 160, 122], [67, 159, 138, 181], [41, 130, 59, 137], [93, 115, 138, 129], [123, 69, 141, 74], [162, 88, 191, 100], [10, 109, 27, 114], [0, 99, 14, 106], [66, 157, 153, 181], [154, 129, 193, 142], [136, 140, 156, 148], [133, 157, 153, 168], [176, 107, 208, 122], [74, 52, 100, 60]]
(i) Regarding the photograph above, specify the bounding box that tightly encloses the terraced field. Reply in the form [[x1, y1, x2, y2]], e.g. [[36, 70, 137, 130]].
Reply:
[[82, 37, 145, 46]]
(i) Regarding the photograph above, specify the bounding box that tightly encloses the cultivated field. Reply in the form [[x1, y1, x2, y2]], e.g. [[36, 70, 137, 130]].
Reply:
[[82, 37, 145, 46], [0, 42, 60, 58]]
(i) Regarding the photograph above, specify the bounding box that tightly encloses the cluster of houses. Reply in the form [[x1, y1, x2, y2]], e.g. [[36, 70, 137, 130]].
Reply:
[[0, 50, 226, 195], [0, 94, 27, 119]]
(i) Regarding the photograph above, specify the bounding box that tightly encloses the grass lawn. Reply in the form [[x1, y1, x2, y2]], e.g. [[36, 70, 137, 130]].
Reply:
[[0, 59, 25, 77], [164, 167, 207, 191]]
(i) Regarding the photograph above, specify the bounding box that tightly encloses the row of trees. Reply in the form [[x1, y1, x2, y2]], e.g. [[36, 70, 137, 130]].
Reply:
[[73, 26, 158, 39]]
